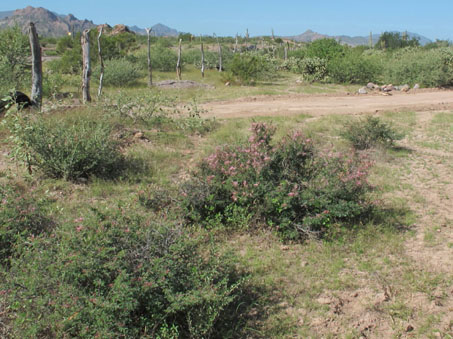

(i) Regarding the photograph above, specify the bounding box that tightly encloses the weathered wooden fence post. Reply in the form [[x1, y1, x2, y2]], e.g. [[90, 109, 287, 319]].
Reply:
[[284, 42, 288, 60], [97, 26, 104, 98], [201, 41, 205, 78], [29, 22, 42, 109], [81, 29, 91, 103], [146, 28, 153, 86], [234, 33, 238, 53], [176, 38, 182, 80]]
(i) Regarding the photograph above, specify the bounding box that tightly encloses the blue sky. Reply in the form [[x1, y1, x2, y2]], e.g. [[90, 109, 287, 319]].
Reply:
[[3, 1, 453, 40]]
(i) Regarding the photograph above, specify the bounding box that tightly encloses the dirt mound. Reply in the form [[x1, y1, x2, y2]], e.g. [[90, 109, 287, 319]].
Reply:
[[156, 80, 214, 89]]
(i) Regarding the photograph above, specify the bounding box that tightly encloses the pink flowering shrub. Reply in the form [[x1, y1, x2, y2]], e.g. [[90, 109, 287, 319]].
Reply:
[[182, 123, 374, 240]]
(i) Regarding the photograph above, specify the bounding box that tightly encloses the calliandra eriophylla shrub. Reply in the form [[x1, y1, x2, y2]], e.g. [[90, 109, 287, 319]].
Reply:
[[4, 208, 246, 338], [181, 123, 374, 240]]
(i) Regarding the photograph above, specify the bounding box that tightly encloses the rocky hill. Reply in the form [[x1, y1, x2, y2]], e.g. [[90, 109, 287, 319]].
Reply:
[[0, 6, 180, 37], [129, 23, 179, 36], [0, 6, 96, 37], [288, 30, 432, 46]]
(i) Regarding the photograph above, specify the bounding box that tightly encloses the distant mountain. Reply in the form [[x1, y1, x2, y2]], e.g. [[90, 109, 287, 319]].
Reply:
[[0, 10, 14, 20], [129, 23, 179, 37], [0, 6, 180, 38], [0, 6, 96, 37], [288, 30, 432, 46]]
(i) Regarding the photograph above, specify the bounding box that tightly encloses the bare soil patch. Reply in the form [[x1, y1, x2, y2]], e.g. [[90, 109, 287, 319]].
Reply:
[[204, 89, 453, 119]]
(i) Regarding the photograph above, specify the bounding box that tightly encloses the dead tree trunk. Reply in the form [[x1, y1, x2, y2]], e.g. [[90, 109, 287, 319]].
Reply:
[[81, 29, 91, 103], [284, 42, 288, 60], [97, 26, 104, 98], [245, 28, 249, 49], [176, 39, 182, 80], [146, 28, 153, 86], [28, 22, 42, 109], [218, 40, 222, 72], [201, 42, 205, 78], [234, 33, 238, 53]]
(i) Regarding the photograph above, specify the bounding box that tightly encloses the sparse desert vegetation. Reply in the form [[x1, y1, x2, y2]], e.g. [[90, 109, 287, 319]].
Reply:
[[0, 20, 453, 339]]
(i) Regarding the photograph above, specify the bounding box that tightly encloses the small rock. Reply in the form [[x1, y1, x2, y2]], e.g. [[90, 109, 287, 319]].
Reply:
[[224, 81, 230, 86], [401, 84, 410, 92], [406, 325, 414, 332], [413, 83, 420, 89], [317, 296, 333, 305], [367, 82, 377, 89], [358, 87, 368, 95], [296, 79, 303, 84], [134, 132, 144, 139], [280, 245, 290, 251]]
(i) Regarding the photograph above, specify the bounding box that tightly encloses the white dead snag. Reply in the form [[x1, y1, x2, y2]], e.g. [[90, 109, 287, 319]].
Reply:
[[176, 38, 182, 80], [28, 22, 42, 109], [201, 42, 205, 78], [146, 28, 153, 86], [234, 33, 238, 53], [272, 28, 275, 41], [245, 28, 249, 49], [97, 26, 104, 98], [81, 29, 91, 103], [284, 42, 288, 60]]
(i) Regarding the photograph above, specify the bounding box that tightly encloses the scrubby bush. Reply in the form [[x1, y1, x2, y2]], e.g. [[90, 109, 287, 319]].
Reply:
[[0, 26, 30, 92], [227, 54, 275, 85], [0, 184, 53, 267], [6, 113, 124, 180], [306, 38, 345, 61], [148, 46, 178, 72], [93, 58, 143, 87], [328, 50, 382, 84], [342, 116, 404, 150], [4, 208, 245, 338], [382, 47, 453, 87], [182, 123, 374, 240], [286, 57, 328, 82]]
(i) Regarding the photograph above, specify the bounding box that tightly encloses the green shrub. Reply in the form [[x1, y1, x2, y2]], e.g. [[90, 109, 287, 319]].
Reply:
[[6, 113, 124, 180], [182, 123, 374, 240], [0, 184, 53, 267], [382, 47, 453, 87], [5, 208, 245, 338], [138, 46, 178, 72], [93, 58, 143, 87], [286, 57, 328, 82], [306, 38, 345, 61], [342, 116, 404, 150], [0, 26, 30, 92], [227, 54, 275, 85], [328, 50, 382, 84]]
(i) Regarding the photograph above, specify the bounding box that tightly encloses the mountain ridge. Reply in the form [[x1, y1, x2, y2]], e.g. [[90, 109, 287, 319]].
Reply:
[[0, 6, 180, 37]]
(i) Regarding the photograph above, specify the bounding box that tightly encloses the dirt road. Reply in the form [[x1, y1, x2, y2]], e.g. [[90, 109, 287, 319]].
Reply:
[[204, 89, 453, 118]]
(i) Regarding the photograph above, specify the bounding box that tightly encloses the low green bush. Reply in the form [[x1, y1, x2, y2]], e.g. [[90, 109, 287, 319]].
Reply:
[[0, 184, 53, 267], [286, 57, 328, 82], [227, 54, 275, 85], [328, 51, 382, 84], [93, 58, 143, 87], [182, 123, 374, 240], [4, 208, 245, 338], [342, 116, 404, 150], [382, 47, 453, 87], [6, 113, 124, 180]]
